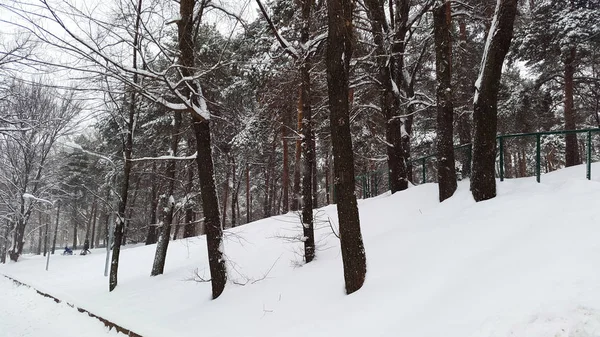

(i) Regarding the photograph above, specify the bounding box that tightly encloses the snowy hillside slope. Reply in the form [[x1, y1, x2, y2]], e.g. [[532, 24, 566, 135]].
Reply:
[[2, 163, 600, 337]]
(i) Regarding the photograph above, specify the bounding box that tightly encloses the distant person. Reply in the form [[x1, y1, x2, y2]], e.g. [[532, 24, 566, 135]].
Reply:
[[63, 246, 73, 255], [81, 238, 91, 255]]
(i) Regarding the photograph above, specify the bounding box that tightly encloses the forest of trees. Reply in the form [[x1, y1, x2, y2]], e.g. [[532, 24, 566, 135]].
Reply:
[[0, 0, 598, 298]]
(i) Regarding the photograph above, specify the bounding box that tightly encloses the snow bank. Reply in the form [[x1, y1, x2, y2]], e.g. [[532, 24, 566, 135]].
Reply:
[[2, 163, 600, 337]]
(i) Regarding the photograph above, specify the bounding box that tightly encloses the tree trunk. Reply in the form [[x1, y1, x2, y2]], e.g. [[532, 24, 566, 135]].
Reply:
[[299, 0, 315, 263], [37, 211, 43, 255], [72, 207, 78, 249], [183, 148, 196, 238], [124, 175, 141, 245], [364, 0, 408, 193], [222, 155, 230, 229], [1, 220, 9, 263], [457, 18, 472, 178], [564, 46, 580, 167], [43, 213, 49, 256], [151, 111, 182, 276], [326, 0, 367, 294], [325, 148, 330, 204], [312, 136, 318, 208], [434, 0, 457, 202], [177, 0, 227, 299], [51, 203, 60, 254], [282, 123, 289, 213], [90, 197, 97, 249], [10, 195, 27, 261], [192, 119, 226, 299], [231, 156, 237, 227], [246, 163, 251, 223], [292, 88, 303, 211], [390, 1, 412, 191], [146, 161, 159, 244], [109, 0, 142, 291], [471, 0, 518, 202]]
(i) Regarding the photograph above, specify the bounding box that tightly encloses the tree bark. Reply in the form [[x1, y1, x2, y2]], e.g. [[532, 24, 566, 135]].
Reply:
[[364, 0, 407, 193], [192, 119, 226, 299], [326, 0, 367, 294], [471, 0, 518, 202], [72, 206, 78, 249], [282, 123, 289, 213], [299, 0, 315, 263], [145, 162, 159, 244], [564, 46, 580, 167], [222, 155, 230, 228], [151, 111, 182, 276], [51, 202, 60, 254], [43, 213, 49, 256], [178, 0, 226, 299], [434, 0, 457, 202], [90, 197, 97, 249], [246, 163, 251, 223], [292, 87, 303, 211], [231, 156, 237, 227], [1, 220, 9, 263], [37, 211, 43, 255], [183, 144, 196, 238]]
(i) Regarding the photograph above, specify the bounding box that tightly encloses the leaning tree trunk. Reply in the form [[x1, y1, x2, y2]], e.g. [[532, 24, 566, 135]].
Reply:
[[109, 103, 135, 291], [326, 0, 367, 295], [109, 0, 142, 292], [471, 0, 518, 202], [151, 111, 182, 276], [180, 0, 226, 299], [564, 46, 580, 167], [299, 0, 315, 264], [434, 0, 457, 202], [145, 162, 159, 244]]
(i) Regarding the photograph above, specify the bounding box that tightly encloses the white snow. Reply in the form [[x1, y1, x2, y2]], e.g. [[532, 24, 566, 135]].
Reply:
[[21, 193, 54, 205], [3, 163, 600, 337], [0, 277, 125, 336]]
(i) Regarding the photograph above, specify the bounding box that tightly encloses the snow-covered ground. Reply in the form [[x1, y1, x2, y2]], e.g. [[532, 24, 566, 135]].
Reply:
[[2, 163, 600, 337], [0, 276, 124, 337]]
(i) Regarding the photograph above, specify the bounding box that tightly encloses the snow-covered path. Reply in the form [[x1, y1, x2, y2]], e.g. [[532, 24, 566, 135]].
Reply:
[[0, 276, 123, 337]]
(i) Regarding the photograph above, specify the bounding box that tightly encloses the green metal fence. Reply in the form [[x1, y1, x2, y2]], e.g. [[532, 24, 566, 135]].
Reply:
[[356, 128, 600, 199]]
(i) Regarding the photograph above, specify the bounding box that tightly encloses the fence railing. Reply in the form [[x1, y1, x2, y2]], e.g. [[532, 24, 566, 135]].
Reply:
[[356, 128, 600, 199]]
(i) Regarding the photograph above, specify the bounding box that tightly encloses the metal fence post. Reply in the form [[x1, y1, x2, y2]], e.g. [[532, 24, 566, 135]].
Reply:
[[499, 136, 504, 181], [536, 134, 541, 183], [421, 158, 426, 184], [587, 130, 592, 180]]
